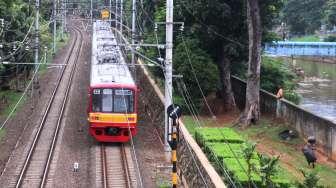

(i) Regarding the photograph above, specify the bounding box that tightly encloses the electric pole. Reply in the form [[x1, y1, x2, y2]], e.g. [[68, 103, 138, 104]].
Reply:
[[61, 0, 64, 39], [35, 0, 39, 80], [64, 0, 67, 33], [165, 0, 173, 151], [53, 0, 56, 53], [131, 0, 136, 67], [109, 0, 112, 24], [115, 0, 118, 29], [90, 0, 93, 23], [120, 0, 123, 36]]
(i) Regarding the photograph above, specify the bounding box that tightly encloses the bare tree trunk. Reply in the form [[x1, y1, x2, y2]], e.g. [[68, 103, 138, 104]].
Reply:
[[239, 0, 261, 127], [218, 52, 236, 111]]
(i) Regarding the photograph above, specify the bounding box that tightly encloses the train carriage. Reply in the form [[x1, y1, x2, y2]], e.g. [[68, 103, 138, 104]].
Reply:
[[88, 20, 138, 142]]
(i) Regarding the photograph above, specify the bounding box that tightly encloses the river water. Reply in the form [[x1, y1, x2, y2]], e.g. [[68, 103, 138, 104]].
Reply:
[[288, 58, 336, 123]]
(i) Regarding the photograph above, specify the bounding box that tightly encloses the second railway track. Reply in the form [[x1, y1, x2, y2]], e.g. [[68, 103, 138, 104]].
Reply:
[[8, 27, 84, 188]]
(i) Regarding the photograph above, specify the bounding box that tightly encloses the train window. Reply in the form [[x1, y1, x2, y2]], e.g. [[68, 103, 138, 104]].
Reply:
[[102, 89, 113, 112], [92, 89, 102, 112], [114, 89, 134, 113], [91, 88, 134, 113]]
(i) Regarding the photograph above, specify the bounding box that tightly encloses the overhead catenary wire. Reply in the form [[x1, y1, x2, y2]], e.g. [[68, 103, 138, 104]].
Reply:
[[1, 20, 35, 61], [113, 27, 144, 188], [175, 79, 240, 188], [148, 28, 211, 187], [178, 31, 259, 188], [111, 7, 220, 186], [0, 53, 45, 130]]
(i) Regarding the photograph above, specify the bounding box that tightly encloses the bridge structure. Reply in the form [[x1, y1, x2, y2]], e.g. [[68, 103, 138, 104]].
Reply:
[[264, 41, 336, 56]]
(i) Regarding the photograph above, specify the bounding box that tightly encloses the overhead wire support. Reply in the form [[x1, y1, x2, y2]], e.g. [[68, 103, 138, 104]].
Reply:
[[131, 0, 137, 69], [53, 0, 57, 53], [165, 0, 174, 152], [33, 0, 40, 100]]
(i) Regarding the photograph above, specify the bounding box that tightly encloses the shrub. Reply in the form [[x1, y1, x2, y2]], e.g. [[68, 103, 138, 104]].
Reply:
[[323, 35, 336, 42], [261, 57, 300, 104], [195, 127, 245, 144], [195, 127, 292, 187]]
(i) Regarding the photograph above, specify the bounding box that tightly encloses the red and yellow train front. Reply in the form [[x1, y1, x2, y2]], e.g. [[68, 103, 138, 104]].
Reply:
[[88, 85, 138, 142]]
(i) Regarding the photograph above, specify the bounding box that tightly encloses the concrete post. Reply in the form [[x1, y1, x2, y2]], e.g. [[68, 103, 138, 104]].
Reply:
[[165, 0, 173, 151]]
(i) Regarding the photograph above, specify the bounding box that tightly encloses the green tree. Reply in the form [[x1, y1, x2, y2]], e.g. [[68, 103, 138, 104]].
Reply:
[[173, 38, 219, 100], [140, 0, 283, 114], [175, 0, 282, 112], [325, 0, 336, 29], [0, 0, 52, 88], [282, 0, 326, 35]]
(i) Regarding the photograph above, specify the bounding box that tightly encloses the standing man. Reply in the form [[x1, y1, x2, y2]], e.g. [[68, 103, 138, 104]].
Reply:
[[276, 85, 283, 118]]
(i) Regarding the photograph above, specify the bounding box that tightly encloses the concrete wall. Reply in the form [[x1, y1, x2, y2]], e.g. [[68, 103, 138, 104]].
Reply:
[[137, 61, 226, 188], [231, 76, 336, 160]]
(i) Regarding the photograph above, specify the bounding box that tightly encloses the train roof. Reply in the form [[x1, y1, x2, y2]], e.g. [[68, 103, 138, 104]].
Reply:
[[91, 20, 135, 87]]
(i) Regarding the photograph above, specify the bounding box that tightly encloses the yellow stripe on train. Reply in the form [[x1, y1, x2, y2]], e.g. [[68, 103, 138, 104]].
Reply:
[[89, 113, 137, 123]]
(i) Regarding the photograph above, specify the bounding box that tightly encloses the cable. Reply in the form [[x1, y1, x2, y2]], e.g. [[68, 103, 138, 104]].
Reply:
[[107, 16, 223, 187], [180, 35, 215, 118], [179, 32, 259, 188], [110, 24, 144, 188], [175, 79, 240, 187], [1, 20, 35, 61], [0, 53, 45, 130]]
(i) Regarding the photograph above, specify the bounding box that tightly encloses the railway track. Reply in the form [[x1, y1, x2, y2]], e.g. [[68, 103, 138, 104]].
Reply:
[[98, 143, 137, 188], [8, 27, 84, 188]]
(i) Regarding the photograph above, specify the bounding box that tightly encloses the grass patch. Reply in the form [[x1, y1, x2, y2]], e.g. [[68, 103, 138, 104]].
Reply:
[[195, 127, 291, 187], [237, 119, 336, 187], [290, 35, 320, 42], [181, 116, 198, 136], [0, 129, 5, 140], [0, 90, 26, 117], [183, 116, 336, 187]]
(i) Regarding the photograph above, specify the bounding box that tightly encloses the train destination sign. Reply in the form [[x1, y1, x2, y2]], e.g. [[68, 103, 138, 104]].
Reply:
[[101, 9, 109, 19]]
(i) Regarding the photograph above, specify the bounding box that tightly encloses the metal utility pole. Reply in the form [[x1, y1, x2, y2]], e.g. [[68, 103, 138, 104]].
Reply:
[[165, 0, 173, 151], [61, 0, 64, 39], [115, 0, 119, 37], [120, 0, 123, 35], [109, 0, 112, 21], [53, 0, 56, 53], [131, 0, 136, 67], [90, 0, 93, 23], [35, 0, 39, 79], [64, 0, 67, 32]]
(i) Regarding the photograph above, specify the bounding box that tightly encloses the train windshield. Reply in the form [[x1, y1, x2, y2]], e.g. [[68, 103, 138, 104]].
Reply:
[[91, 88, 134, 113]]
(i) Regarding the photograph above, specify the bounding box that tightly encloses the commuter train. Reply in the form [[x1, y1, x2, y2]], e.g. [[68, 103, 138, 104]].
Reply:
[[88, 20, 138, 142]]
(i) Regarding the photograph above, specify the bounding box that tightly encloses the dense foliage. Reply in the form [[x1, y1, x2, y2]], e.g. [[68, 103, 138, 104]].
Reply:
[[0, 0, 52, 85], [282, 0, 336, 36], [260, 57, 300, 104], [282, 0, 326, 35], [140, 0, 285, 112]]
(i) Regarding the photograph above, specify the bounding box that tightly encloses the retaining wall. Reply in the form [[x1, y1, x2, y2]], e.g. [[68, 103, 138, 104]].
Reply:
[[137, 61, 226, 188], [231, 76, 336, 160]]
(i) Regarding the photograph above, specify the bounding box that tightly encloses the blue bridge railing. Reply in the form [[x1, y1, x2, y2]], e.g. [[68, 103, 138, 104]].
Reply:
[[264, 41, 336, 56]]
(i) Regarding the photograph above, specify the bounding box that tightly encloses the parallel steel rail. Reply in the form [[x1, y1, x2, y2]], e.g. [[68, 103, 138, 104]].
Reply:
[[101, 144, 133, 188], [15, 27, 83, 188]]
